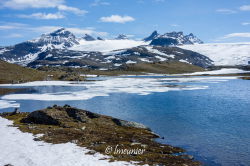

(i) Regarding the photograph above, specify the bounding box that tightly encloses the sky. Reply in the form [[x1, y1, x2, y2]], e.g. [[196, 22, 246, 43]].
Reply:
[[0, 0, 250, 46]]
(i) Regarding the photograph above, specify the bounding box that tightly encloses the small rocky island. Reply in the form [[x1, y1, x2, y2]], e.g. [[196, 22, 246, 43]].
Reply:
[[1, 105, 200, 166]]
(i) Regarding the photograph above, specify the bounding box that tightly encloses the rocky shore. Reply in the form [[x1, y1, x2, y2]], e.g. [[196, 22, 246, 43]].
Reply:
[[1, 105, 200, 166]]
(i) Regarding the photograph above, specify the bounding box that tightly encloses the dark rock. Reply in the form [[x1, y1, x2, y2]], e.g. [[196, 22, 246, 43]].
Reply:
[[82, 34, 96, 41], [97, 37, 104, 40], [0, 108, 20, 117], [115, 34, 129, 40], [112, 118, 150, 130], [21, 105, 100, 125], [150, 31, 203, 46], [21, 110, 62, 125], [10, 108, 20, 115]]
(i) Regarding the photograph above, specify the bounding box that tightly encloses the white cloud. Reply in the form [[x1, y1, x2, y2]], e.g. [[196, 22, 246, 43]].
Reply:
[[1, 0, 87, 16], [57, 5, 87, 15], [0, 22, 27, 30], [1, 0, 64, 9], [0, 22, 108, 38], [216, 9, 237, 14], [242, 22, 250, 26], [100, 15, 135, 23], [67, 27, 108, 37], [90, 0, 110, 6], [18, 12, 64, 19], [27, 26, 108, 37], [222, 33, 250, 39], [239, 5, 250, 11], [5, 33, 23, 38]]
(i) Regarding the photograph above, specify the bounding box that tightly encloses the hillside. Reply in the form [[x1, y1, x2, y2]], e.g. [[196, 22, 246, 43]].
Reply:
[[0, 60, 46, 84], [122, 61, 204, 74]]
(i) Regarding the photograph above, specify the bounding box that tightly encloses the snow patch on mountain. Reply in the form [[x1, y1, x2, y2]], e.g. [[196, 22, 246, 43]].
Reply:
[[180, 43, 250, 66], [70, 39, 147, 52], [145, 46, 175, 58]]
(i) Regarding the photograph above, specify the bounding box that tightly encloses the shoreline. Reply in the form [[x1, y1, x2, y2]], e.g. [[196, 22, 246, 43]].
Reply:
[[0, 105, 200, 166]]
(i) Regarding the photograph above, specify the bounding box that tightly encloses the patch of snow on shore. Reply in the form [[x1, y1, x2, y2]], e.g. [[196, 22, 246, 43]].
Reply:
[[180, 68, 250, 76], [0, 117, 135, 166]]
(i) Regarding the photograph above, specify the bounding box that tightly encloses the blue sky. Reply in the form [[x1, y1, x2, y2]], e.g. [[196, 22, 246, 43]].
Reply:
[[0, 0, 250, 46]]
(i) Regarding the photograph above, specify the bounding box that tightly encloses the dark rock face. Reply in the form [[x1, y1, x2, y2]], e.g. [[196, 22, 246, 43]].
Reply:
[[150, 31, 203, 46], [144, 30, 159, 41], [150, 38, 179, 46], [97, 37, 104, 40], [82, 34, 96, 41], [115, 34, 129, 40]]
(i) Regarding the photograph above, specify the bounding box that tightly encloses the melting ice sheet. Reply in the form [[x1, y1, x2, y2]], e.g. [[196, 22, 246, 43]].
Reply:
[[0, 100, 20, 109], [0, 76, 237, 107]]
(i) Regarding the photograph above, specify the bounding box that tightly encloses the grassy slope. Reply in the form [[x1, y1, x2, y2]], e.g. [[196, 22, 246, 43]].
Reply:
[[0, 60, 205, 84], [0, 60, 46, 84], [123, 61, 204, 74], [39, 61, 204, 76]]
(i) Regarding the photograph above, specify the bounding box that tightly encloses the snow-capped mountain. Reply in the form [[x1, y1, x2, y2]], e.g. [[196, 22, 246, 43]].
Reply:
[[0, 28, 80, 65], [180, 43, 250, 66], [148, 31, 203, 46], [0, 28, 213, 69], [27, 45, 212, 69], [32, 28, 80, 49]]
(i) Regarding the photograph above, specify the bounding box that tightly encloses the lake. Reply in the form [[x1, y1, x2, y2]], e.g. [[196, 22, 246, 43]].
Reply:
[[0, 76, 250, 166]]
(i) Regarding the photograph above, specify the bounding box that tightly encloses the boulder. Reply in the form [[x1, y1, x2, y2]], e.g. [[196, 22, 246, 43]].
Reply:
[[21, 105, 100, 125], [112, 118, 150, 130]]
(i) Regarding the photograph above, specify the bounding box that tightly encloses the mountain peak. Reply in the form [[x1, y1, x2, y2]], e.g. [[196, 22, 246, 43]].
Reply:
[[115, 34, 129, 40], [150, 31, 203, 46], [144, 31, 159, 41], [35, 28, 79, 49], [48, 28, 73, 38]]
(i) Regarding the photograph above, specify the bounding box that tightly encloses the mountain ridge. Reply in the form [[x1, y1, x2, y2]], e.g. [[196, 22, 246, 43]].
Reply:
[[0, 28, 213, 69]]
